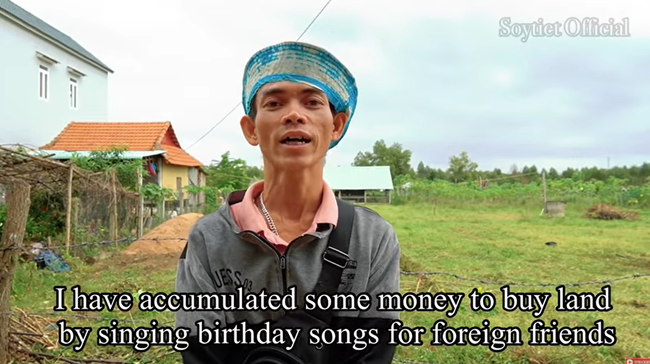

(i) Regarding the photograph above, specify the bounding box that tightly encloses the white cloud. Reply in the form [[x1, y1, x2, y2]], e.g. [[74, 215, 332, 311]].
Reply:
[[5, 0, 649, 172], [491, 68, 516, 87]]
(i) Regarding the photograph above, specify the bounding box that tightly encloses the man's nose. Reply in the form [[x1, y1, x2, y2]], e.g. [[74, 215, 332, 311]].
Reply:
[[281, 101, 306, 124]]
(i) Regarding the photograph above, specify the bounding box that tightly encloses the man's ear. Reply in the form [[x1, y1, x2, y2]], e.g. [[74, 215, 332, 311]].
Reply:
[[331, 112, 349, 143], [240, 115, 258, 146]]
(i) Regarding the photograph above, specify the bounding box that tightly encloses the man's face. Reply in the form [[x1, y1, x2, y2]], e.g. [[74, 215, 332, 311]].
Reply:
[[240, 81, 347, 170]]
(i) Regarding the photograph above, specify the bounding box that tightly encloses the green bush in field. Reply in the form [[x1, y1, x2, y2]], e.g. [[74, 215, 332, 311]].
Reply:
[[394, 177, 649, 208]]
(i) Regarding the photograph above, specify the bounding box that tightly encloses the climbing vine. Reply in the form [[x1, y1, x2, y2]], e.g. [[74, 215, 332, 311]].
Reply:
[[70, 145, 144, 191], [141, 183, 177, 205]]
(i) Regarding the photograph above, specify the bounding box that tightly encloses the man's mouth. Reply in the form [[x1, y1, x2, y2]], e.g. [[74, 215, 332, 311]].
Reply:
[[280, 136, 311, 145]]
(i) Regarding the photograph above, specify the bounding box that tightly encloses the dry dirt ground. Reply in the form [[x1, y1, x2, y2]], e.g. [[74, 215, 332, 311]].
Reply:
[[91, 212, 205, 271]]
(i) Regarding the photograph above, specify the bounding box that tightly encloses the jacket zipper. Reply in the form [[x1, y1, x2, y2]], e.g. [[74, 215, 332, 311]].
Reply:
[[245, 232, 296, 296], [279, 255, 287, 295]]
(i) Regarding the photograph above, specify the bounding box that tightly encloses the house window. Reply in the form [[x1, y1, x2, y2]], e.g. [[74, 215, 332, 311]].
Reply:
[[38, 65, 49, 100], [70, 79, 78, 109]]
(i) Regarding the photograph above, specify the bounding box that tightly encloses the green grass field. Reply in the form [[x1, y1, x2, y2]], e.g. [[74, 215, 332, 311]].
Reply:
[[9, 203, 650, 364]]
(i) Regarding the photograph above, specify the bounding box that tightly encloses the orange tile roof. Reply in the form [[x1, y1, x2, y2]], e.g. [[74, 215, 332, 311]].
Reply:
[[41, 121, 203, 167], [161, 144, 203, 167]]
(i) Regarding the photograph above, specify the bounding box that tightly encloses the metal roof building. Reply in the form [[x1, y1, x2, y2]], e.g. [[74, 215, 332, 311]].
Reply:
[[324, 165, 394, 204], [39, 150, 165, 160]]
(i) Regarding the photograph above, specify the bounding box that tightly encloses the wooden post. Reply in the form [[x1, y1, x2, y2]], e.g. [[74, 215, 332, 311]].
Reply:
[[0, 181, 31, 364], [189, 186, 197, 213], [72, 197, 80, 244], [176, 177, 183, 215], [65, 164, 74, 253], [190, 195, 196, 213], [137, 167, 144, 238], [542, 170, 548, 215], [160, 200, 166, 221], [111, 169, 118, 245], [363, 190, 367, 204]]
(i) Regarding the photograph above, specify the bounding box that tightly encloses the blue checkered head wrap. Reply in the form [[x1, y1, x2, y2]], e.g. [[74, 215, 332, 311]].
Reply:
[[242, 41, 358, 149]]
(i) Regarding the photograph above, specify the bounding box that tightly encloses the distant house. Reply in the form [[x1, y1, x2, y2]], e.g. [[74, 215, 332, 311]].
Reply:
[[40, 121, 206, 208], [324, 166, 394, 203], [0, 0, 112, 140]]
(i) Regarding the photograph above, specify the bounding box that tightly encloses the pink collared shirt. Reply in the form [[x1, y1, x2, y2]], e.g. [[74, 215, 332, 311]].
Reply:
[[230, 180, 339, 254]]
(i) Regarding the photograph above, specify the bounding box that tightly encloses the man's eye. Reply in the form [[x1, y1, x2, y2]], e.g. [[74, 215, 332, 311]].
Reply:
[[266, 101, 280, 107]]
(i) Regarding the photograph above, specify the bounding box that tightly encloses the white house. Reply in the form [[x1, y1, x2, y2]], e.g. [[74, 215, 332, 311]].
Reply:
[[0, 0, 113, 140]]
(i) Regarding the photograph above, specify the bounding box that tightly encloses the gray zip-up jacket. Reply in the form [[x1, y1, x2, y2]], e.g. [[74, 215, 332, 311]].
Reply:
[[175, 191, 401, 363]]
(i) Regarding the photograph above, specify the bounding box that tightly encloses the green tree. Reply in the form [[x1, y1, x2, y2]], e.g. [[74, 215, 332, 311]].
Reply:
[[246, 165, 263, 180], [353, 140, 413, 181], [561, 168, 576, 179], [416, 161, 448, 181], [447, 151, 478, 182], [70, 145, 144, 191], [416, 161, 428, 179], [205, 151, 261, 190], [522, 165, 538, 174]]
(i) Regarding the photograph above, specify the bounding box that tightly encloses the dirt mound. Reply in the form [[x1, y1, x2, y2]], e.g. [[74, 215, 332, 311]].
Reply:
[[586, 204, 639, 221], [123, 213, 203, 255]]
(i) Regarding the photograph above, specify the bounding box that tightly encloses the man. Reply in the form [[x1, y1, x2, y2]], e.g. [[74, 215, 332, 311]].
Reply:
[[175, 41, 400, 363]]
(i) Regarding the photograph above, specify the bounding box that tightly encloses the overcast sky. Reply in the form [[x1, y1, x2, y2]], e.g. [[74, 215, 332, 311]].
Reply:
[[6, 0, 650, 172]]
